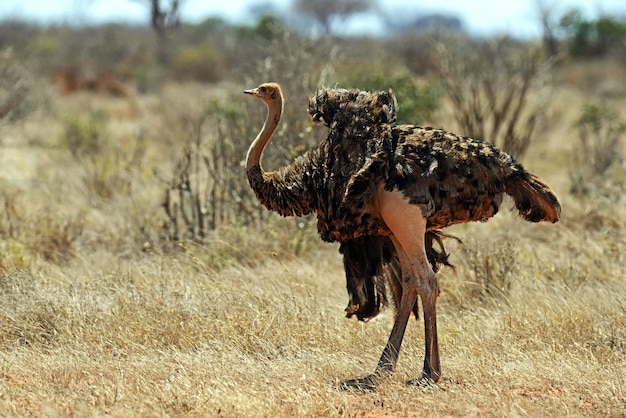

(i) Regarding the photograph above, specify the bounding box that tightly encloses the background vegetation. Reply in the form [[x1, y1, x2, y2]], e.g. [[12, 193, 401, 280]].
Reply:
[[0, 1, 625, 416]]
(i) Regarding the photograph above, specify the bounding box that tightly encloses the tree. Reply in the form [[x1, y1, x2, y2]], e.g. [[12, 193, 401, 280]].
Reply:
[[559, 8, 626, 57], [293, 0, 375, 35], [135, 0, 183, 65], [535, 0, 561, 58]]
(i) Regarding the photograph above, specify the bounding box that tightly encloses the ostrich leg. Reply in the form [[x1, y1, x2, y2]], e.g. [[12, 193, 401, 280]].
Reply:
[[341, 190, 439, 390], [376, 283, 418, 374], [341, 282, 417, 390], [411, 277, 441, 384]]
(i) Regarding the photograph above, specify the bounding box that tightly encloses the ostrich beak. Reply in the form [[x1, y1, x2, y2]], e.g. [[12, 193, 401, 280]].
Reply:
[[244, 88, 260, 96]]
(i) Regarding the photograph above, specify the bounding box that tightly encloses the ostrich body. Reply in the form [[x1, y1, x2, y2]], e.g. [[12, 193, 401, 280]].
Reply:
[[244, 82, 560, 389]]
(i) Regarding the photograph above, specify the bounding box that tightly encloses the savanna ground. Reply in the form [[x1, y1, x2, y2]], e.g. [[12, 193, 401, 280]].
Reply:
[[1, 14, 626, 417]]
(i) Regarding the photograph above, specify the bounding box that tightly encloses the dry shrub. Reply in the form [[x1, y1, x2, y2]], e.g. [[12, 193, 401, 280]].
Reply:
[[0, 48, 45, 127], [569, 101, 626, 198], [158, 33, 339, 244], [28, 212, 85, 264], [0, 188, 83, 266], [0, 187, 21, 239], [440, 231, 522, 311], [437, 37, 553, 159], [152, 89, 323, 258], [145, 85, 320, 252], [0, 189, 28, 272], [160, 94, 269, 243], [60, 110, 145, 201], [457, 237, 518, 301]]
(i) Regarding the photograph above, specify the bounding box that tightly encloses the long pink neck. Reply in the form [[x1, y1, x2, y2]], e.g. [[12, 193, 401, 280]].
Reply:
[[246, 97, 283, 173], [245, 91, 315, 218]]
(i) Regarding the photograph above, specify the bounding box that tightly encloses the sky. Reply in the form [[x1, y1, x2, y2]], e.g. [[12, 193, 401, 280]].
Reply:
[[1, 0, 625, 38]]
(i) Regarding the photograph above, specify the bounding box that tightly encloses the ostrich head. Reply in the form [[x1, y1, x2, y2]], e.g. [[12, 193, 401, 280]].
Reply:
[[244, 82, 283, 105]]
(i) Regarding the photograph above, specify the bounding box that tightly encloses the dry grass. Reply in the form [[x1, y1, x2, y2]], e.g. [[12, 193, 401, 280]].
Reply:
[[1, 72, 625, 417]]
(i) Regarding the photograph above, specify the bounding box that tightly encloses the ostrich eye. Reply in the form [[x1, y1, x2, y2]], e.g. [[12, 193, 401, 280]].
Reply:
[[259, 86, 266, 93]]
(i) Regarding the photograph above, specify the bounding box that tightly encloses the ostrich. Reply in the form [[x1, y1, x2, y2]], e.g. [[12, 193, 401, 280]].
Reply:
[[244, 82, 560, 389]]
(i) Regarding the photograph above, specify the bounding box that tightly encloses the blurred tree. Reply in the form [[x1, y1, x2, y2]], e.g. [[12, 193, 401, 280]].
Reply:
[[535, 0, 560, 58], [238, 14, 288, 40], [560, 8, 626, 57], [293, 0, 376, 35], [392, 14, 464, 35], [254, 14, 287, 40], [135, 0, 184, 64]]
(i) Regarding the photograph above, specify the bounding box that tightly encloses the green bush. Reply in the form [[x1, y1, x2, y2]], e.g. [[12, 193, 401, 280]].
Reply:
[[30, 33, 60, 57], [173, 45, 224, 82], [340, 69, 440, 124], [61, 111, 108, 158]]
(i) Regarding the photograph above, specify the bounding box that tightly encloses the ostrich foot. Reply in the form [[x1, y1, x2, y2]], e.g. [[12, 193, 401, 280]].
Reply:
[[406, 372, 437, 387], [339, 374, 379, 391]]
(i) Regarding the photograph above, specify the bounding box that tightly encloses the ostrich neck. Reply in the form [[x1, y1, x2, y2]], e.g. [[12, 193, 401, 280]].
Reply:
[[246, 98, 283, 173], [245, 93, 315, 218]]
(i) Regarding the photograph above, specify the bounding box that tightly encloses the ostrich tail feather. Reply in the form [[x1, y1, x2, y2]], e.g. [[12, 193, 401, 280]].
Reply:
[[506, 173, 561, 223]]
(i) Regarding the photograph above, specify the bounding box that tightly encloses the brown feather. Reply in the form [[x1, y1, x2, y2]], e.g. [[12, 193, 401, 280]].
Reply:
[[505, 172, 561, 223]]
